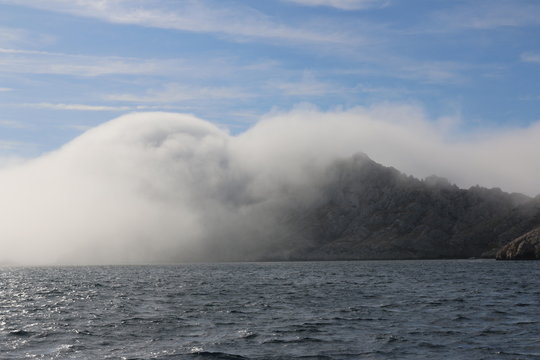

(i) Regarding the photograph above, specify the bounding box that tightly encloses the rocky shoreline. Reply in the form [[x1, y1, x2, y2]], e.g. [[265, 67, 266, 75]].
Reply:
[[496, 227, 540, 260]]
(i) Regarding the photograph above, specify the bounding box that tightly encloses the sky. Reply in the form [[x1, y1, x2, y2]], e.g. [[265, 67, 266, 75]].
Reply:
[[1, 0, 539, 158]]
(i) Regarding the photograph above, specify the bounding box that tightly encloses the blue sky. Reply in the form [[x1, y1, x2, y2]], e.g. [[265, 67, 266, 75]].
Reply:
[[1, 0, 540, 157]]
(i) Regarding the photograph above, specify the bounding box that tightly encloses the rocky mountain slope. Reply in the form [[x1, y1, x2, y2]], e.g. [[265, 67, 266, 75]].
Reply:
[[496, 227, 540, 260], [273, 154, 540, 260]]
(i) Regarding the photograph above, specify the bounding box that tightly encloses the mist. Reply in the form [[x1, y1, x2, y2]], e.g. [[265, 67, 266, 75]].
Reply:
[[1, 106, 539, 265]]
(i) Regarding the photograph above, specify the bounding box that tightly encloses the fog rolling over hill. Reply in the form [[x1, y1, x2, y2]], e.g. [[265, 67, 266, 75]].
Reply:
[[0, 111, 539, 265], [196, 152, 540, 262]]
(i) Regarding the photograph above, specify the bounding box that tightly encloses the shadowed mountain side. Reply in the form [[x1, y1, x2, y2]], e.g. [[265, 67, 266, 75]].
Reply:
[[268, 154, 540, 260]]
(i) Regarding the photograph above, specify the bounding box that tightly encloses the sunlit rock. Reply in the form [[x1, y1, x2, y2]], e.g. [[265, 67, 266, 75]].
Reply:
[[496, 227, 540, 260]]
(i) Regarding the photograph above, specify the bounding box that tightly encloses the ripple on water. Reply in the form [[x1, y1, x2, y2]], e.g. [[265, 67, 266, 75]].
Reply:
[[0, 260, 538, 359]]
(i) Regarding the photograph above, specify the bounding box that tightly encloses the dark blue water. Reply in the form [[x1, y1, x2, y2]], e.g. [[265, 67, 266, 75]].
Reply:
[[1, 260, 539, 359]]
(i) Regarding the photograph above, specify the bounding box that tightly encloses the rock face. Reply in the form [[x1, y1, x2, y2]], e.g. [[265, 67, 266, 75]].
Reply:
[[273, 154, 540, 260], [496, 227, 540, 260]]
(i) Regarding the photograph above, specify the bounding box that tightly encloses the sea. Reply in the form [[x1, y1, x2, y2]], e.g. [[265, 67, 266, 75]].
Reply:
[[1, 260, 539, 360]]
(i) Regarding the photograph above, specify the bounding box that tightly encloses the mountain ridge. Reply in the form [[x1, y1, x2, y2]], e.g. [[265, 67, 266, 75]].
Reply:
[[265, 153, 540, 261]]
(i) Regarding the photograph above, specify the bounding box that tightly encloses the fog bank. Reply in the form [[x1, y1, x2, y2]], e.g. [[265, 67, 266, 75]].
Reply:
[[1, 106, 539, 264]]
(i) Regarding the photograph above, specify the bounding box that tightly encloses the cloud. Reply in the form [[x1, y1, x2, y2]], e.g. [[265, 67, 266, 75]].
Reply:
[[0, 27, 25, 45], [0, 140, 26, 150], [336, 59, 468, 84], [106, 83, 253, 103], [0, 113, 230, 264], [22, 103, 134, 111], [398, 61, 467, 84], [1, 107, 540, 265], [0, 155, 25, 169], [0, 26, 54, 47], [284, 0, 389, 10], [0, 0, 351, 45], [521, 52, 540, 63], [0, 87, 13, 92], [0, 47, 268, 82], [17, 103, 191, 112], [431, 1, 540, 30], [0, 119, 28, 128], [271, 72, 344, 96], [0, 3, 474, 88], [236, 105, 540, 197], [0, 47, 199, 77]]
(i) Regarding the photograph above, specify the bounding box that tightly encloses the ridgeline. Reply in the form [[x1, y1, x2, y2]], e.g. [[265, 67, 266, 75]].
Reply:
[[273, 154, 540, 260]]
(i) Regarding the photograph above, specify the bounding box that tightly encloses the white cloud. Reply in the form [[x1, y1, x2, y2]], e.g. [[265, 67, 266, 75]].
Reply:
[[0, 47, 265, 81], [0, 27, 25, 45], [0, 119, 28, 128], [0, 87, 13, 92], [21, 103, 134, 111], [18, 102, 190, 112], [521, 52, 540, 63], [398, 61, 467, 84], [336, 59, 468, 84], [0, 26, 54, 47], [432, 1, 540, 30], [62, 124, 98, 133], [0, 140, 30, 152], [0, 0, 351, 45], [284, 0, 389, 10], [235, 104, 540, 196], [0, 2, 471, 85], [0, 140, 21, 150], [106, 83, 253, 103], [0, 107, 539, 265], [0, 47, 198, 77], [271, 72, 344, 96], [0, 155, 24, 168]]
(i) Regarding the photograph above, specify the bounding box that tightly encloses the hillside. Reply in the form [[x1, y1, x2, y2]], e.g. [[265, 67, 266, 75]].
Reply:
[[271, 154, 540, 260]]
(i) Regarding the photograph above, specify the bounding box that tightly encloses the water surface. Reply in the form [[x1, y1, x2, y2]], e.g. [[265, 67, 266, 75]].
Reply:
[[1, 260, 539, 359]]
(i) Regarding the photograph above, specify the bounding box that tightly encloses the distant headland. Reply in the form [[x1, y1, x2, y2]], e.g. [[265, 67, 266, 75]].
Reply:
[[266, 153, 540, 261]]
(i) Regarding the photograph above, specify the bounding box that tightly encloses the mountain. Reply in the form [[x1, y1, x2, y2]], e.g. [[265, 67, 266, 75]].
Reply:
[[270, 154, 540, 260]]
